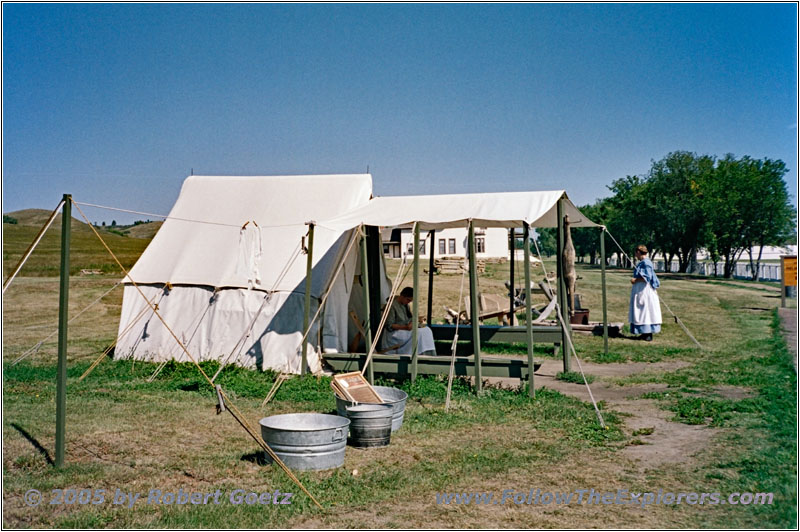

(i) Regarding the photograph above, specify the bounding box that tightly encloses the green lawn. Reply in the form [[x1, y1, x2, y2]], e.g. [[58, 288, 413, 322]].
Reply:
[[3, 221, 797, 528]]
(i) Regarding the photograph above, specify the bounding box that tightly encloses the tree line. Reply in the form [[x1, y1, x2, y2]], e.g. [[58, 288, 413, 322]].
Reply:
[[537, 151, 796, 279]]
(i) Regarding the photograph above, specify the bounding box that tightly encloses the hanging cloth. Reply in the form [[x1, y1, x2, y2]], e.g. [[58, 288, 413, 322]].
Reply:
[[236, 221, 263, 289]]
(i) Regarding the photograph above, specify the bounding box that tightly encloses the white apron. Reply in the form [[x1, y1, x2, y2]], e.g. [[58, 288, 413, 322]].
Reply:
[[629, 281, 662, 330]]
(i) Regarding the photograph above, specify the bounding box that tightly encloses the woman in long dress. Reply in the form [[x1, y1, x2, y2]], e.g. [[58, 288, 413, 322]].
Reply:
[[629, 245, 662, 341], [382, 287, 437, 355]]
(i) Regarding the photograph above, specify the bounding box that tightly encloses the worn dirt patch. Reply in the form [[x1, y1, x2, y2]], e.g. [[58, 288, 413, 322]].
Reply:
[[711, 385, 754, 400], [614, 400, 717, 469]]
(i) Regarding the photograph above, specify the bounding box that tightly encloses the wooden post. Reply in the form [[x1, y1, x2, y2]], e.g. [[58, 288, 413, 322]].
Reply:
[[509, 229, 515, 325], [366, 226, 382, 339], [781, 256, 786, 308], [468, 221, 482, 393], [55, 194, 71, 467], [523, 223, 534, 398], [427, 230, 435, 325], [600, 228, 608, 355], [301, 222, 315, 375], [360, 226, 374, 383], [556, 200, 571, 372], [411, 223, 420, 381]]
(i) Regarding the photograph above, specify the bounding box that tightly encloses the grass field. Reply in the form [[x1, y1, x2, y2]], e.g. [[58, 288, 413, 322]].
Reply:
[[2, 218, 797, 528]]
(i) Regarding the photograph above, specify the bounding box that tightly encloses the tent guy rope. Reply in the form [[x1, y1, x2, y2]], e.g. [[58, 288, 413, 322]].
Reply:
[[74, 200, 325, 229], [71, 199, 323, 510], [12, 280, 123, 365], [531, 223, 607, 429], [3, 199, 65, 294], [359, 223, 417, 376], [445, 222, 471, 411], [601, 226, 703, 349]]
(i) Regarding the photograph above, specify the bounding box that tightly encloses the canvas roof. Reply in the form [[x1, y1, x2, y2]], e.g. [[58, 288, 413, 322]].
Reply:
[[320, 190, 598, 231], [127, 174, 372, 293]]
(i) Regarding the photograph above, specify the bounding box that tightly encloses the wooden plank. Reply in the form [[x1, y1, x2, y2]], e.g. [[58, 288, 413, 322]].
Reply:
[[324, 353, 542, 379]]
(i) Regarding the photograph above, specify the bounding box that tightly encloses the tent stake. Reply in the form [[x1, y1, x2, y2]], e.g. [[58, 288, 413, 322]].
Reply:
[[55, 194, 71, 467], [359, 226, 374, 383], [302, 222, 315, 375], [411, 223, 420, 381], [523, 222, 534, 398], [468, 220, 482, 393]]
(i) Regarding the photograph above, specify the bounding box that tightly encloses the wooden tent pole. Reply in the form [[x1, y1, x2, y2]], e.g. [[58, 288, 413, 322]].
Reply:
[[523, 222, 534, 398], [427, 230, 435, 325], [411, 223, 420, 381], [600, 228, 609, 355], [301, 222, 315, 375], [509, 229, 515, 325], [55, 194, 71, 467], [360, 226, 374, 383], [468, 220, 482, 393], [557, 199, 571, 372]]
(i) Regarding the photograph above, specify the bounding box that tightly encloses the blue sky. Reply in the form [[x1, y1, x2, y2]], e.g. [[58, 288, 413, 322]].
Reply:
[[3, 3, 797, 224]]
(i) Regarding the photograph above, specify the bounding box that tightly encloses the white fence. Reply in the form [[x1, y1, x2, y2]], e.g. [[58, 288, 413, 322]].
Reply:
[[606, 257, 782, 281]]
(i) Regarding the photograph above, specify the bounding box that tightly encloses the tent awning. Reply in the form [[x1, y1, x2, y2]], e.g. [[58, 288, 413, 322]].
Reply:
[[319, 190, 598, 231]]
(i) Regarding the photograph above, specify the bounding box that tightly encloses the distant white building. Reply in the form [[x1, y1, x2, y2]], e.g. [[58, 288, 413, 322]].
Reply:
[[642, 244, 798, 281], [381, 226, 512, 259]]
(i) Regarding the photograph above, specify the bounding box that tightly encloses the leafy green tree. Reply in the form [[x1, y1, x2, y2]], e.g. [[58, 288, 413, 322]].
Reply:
[[535, 228, 557, 257], [646, 151, 714, 272], [702, 155, 796, 279], [742, 157, 796, 280], [605, 175, 652, 268], [572, 200, 609, 264]]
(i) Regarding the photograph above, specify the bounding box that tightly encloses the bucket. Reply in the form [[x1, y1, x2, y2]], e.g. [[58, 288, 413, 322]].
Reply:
[[344, 404, 393, 448], [259, 413, 349, 471], [570, 309, 589, 325], [336, 385, 408, 432]]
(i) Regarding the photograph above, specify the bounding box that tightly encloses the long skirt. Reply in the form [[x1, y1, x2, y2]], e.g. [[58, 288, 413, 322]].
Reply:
[[384, 327, 437, 355], [629, 282, 662, 335]]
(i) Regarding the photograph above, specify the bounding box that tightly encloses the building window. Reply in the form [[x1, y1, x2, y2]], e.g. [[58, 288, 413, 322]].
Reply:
[[407, 241, 426, 255], [383, 244, 389, 254], [448, 239, 456, 254], [476, 237, 485, 253], [439, 239, 446, 255]]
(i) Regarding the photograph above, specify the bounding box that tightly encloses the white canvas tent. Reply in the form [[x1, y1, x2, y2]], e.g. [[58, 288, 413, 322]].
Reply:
[[114, 174, 385, 374], [322, 190, 598, 231], [116, 182, 596, 376]]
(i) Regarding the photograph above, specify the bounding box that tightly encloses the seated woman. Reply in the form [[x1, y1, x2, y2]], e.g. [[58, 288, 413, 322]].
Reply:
[[381, 287, 437, 355]]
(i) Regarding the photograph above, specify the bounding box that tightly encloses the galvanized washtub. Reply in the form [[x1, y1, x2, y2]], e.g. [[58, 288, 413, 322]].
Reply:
[[259, 413, 350, 471], [345, 404, 393, 448], [336, 385, 408, 433]]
